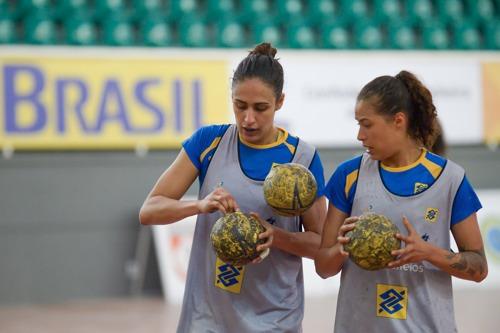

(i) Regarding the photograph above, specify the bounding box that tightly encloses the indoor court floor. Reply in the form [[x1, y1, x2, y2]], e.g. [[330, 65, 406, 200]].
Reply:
[[1, 289, 499, 332]]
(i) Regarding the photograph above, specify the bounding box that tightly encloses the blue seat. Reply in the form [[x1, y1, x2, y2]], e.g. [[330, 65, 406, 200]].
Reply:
[[140, 17, 174, 47], [0, 13, 18, 43], [406, 0, 435, 24], [320, 21, 351, 49], [341, 0, 369, 21], [287, 22, 317, 48], [484, 20, 500, 49], [466, 0, 496, 24], [64, 16, 98, 45], [354, 21, 385, 49], [250, 20, 285, 48], [437, 0, 465, 24], [452, 21, 482, 49], [388, 21, 418, 49], [24, 12, 59, 44], [179, 16, 212, 47], [215, 19, 247, 48], [241, 0, 274, 23], [308, 0, 339, 25], [102, 18, 135, 46], [422, 22, 451, 49], [374, 0, 404, 23]]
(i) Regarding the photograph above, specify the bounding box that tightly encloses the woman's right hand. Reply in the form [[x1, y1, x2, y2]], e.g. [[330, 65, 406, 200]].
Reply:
[[336, 216, 358, 256], [197, 186, 240, 214]]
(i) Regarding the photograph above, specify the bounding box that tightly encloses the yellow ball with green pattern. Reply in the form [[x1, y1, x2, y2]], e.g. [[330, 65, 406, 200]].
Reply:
[[344, 213, 402, 270], [263, 163, 317, 217], [210, 212, 266, 266]]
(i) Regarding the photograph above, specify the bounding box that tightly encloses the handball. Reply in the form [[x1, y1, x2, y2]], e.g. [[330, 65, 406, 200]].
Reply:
[[210, 212, 267, 266], [263, 163, 317, 216], [344, 213, 401, 270]]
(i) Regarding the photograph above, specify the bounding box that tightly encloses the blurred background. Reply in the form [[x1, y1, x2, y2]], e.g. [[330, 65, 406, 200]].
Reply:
[[0, 0, 499, 332]]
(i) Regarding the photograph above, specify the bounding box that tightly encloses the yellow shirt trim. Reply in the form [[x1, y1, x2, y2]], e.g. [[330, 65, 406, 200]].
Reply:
[[199, 137, 221, 163], [381, 148, 426, 172], [345, 170, 359, 197], [239, 127, 289, 149], [420, 158, 442, 179]]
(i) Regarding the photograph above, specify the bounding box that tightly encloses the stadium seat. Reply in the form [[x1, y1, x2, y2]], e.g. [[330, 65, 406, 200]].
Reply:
[[1, 0, 22, 20], [276, 0, 305, 23], [287, 22, 317, 48], [57, 0, 94, 18], [20, 0, 53, 16], [0, 14, 18, 43], [179, 16, 212, 47], [407, 0, 434, 24], [215, 19, 247, 48], [437, 0, 465, 24], [140, 17, 173, 46], [250, 20, 284, 47], [354, 21, 385, 49], [466, 0, 496, 24], [341, 0, 369, 21], [484, 20, 500, 49], [388, 21, 418, 49], [453, 21, 482, 49], [207, 0, 239, 21], [95, 0, 128, 19], [64, 16, 97, 45], [102, 18, 135, 46], [308, 0, 338, 25], [170, 0, 202, 18], [24, 12, 59, 44], [240, 0, 274, 23], [374, 0, 404, 23], [320, 21, 351, 49], [422, 22, 451, 49]]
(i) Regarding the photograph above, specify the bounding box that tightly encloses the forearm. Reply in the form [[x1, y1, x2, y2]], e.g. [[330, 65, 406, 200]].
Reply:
[[314, 244, 345, 278], [272, 227, 321, 259], [426, 244, 488, 282], [139, 195, 200, 225]]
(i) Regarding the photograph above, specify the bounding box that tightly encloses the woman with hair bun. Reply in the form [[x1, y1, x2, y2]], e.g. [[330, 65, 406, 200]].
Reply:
[[315, 71, 487, 332], [140, 43, 327, 332]]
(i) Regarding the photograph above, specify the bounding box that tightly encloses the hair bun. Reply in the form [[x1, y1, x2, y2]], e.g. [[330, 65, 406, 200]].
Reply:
[[250, 42, 277, 58]]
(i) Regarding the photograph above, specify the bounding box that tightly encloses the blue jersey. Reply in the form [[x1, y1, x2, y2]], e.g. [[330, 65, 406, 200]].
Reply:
[[325, 149, 481, 226], [182, 124, 325, 196]]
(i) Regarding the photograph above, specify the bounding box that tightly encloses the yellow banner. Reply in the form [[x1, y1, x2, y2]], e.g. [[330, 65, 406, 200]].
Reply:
[[483, 62, 500, 144], [0, 55, 231, 149]]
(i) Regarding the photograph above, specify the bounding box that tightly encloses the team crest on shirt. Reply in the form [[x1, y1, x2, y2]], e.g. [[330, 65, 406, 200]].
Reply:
[[214, 257, 245, 294], [424, 208, 439, 223], [377, 284, 408, 320], [414, 182, 428, 194]]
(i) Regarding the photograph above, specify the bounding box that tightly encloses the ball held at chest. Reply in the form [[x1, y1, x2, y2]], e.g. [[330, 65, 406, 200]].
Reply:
[[344, 213, 401, 270], [263, 163, 317, 217], [210, 211, 266, 266]]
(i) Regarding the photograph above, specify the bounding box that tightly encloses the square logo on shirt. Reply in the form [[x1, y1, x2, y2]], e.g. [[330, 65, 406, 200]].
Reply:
[[425, 208, 439, 223], [214, 257, 245, 294], [376, 284, 408, 320]]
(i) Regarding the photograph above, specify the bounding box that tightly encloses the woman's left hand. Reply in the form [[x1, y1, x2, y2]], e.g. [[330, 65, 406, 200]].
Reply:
[[387, 216, 431, 268], [250, 212, 274, 264]]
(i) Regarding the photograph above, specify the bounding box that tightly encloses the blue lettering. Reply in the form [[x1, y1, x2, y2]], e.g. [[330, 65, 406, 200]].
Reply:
[[174, 79, 182, 133], [56, 78, 91, 133], [133, 79, 164, 133], [3, 65, 46, 133], [95, 80, 131, 132], [193, 80, 202, 129]]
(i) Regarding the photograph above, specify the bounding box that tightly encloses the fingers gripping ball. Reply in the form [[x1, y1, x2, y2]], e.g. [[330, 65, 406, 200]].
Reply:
[[210, 212, 266, 266], [344, 213, 401, 270], [263, 163, 317, 217]]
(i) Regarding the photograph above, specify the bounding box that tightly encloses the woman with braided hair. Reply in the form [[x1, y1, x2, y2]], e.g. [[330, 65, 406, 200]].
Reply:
[[315, 70, 487, 332], [140, 43, 326, 332]]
